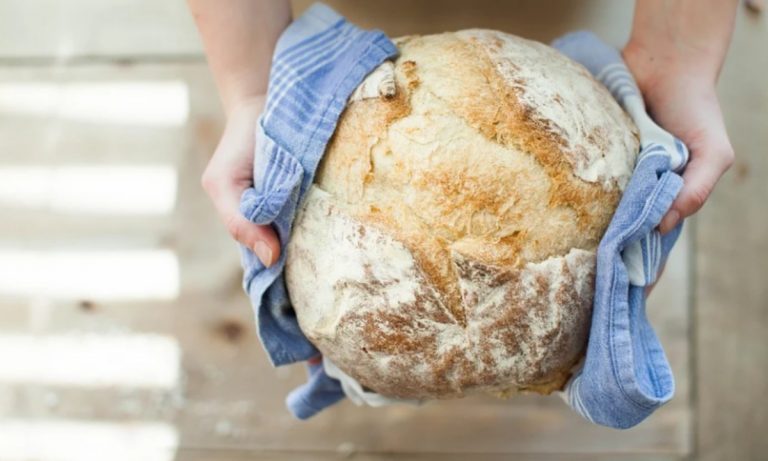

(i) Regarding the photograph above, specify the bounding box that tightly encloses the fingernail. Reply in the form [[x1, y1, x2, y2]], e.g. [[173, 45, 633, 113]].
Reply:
[[659, 210, 680, 235], [254, 241, 273, 267]]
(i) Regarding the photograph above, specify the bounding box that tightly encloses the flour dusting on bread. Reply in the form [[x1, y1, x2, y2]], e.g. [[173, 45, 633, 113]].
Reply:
[[285, 30, 638, 399]]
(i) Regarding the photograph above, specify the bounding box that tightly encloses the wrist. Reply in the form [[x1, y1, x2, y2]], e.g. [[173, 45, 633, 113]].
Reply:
[[226, 94, 266, 120], [624, 0, 737, 93], [218, 67, 269, 117], [622, 40, 718, 101]]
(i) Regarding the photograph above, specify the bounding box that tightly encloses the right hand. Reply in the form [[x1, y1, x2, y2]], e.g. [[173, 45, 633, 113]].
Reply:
[[623, 44, 735, 235], [201, 96, 281, 267]]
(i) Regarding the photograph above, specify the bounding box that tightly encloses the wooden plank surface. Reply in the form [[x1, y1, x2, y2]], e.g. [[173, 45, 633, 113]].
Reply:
[[292, 0, 635, 46], [176, 450, 683, 461], [0, 0, 202, 60], [0, 0, 637, 60], [0, 61, 691, 458], [13, 0, 768, 459], [695, 8, 768, 461]]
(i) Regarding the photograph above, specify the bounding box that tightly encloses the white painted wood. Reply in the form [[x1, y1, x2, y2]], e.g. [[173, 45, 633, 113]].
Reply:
[[0, 62, 691, 456], [0, 0, 202, 59], [0, 0, 719, 457]]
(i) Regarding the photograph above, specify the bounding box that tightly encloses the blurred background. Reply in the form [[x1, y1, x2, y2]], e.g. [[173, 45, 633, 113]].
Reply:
[[0, 1, 764, 460]]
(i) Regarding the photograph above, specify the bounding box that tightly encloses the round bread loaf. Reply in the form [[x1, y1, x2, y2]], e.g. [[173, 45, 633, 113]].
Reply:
[[284, 29, 639, 400]]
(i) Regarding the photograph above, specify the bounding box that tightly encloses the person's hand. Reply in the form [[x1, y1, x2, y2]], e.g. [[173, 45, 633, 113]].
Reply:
[[623, 44, 735, 235], [201, 96, 280, 267]]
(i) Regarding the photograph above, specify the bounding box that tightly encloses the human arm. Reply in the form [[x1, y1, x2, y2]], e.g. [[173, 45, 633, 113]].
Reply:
[[623, 0, 738, 234], [187, 0, 292, 266]]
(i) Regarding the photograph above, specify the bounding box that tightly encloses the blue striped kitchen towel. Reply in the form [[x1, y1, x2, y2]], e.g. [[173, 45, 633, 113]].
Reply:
[[238, 2, 688, 427], [236, 2, 398, 419], [552, 30, 688, 429]]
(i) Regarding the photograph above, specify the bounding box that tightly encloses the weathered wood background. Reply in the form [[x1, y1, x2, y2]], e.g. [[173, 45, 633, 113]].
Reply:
[[0, 1, 764, 460]]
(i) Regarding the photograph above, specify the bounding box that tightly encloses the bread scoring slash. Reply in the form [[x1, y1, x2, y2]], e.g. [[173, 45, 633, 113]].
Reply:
[[285, 29, 639, 399]]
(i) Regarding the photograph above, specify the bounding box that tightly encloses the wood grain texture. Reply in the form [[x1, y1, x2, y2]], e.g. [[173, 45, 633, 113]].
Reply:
[[176, 450, 683, 461], [0, 62, 690, 457], [291, 0, 634, 46], [0, 0, 202, 59], [695, 9, 768, 461], [0, 0, 723, 458], [0, 0, 634, 61]]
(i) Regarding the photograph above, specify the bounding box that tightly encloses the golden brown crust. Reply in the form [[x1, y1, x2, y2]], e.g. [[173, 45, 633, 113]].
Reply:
[[285, 188, 595, 399], [461, 39, 619, 224], [286, 30, 638, 399]]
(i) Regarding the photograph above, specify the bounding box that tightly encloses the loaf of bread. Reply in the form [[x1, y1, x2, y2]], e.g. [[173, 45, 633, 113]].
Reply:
[[284, 29, 638, 399]]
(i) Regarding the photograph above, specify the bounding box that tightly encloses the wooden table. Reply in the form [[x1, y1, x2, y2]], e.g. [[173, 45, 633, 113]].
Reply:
[[0, 1, 764, 460]]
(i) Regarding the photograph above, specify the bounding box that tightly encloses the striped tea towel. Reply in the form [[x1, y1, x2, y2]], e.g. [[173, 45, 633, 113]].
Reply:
[[236, 2, 398, 419], [552, 30, 688, 429], [327, 30, 691, 428], [238, 2, 688, 428]]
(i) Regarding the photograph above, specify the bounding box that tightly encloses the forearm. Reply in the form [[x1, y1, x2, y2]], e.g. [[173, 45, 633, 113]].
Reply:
[[623, 0, 737, 234], [626, 0, 738, 88], [187, 0, 291, 115]]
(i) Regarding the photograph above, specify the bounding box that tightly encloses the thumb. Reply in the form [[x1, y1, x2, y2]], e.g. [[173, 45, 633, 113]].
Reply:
[[202, 173, 281, 267]]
